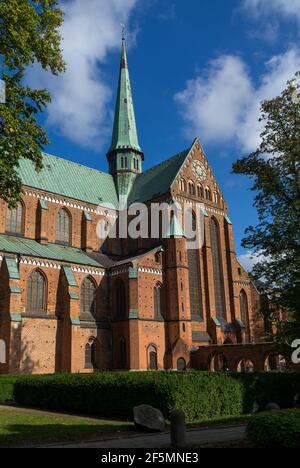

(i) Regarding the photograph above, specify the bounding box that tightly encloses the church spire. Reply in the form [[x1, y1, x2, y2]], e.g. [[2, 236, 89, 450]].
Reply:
[[109, 37, 142, 154], [107, 34, 143, 197]]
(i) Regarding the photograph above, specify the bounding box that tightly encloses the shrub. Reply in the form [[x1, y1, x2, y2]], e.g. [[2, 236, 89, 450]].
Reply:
[[13, 372, 244, 422], [0, 376, 18, 403], [247, 410, 300, 448], [232, 372, 300, 412]]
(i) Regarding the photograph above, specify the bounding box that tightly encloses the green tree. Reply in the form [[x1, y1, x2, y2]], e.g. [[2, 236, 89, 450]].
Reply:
[[0, 0, 65, 205], [233, 72, 300, 346]]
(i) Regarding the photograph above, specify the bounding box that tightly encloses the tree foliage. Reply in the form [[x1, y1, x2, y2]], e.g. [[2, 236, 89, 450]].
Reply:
[[233, 72, 300, 344], [0, 0, 65, 205]]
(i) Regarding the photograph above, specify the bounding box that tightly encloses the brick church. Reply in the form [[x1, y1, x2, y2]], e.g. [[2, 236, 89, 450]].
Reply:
[[0, 39, 275, 375]]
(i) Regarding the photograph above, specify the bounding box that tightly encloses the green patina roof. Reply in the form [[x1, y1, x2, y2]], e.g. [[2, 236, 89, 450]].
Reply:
[[108, 40, 142, 154], [5, 256, 20, 279], [18, 153, 118, 208], [0, 234, 103, 268], [128, 149, 190, 204]]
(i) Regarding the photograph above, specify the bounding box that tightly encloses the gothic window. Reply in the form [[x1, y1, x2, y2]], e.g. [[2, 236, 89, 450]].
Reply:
[[85, 339, 97, 369], [119, 336, 127, 369], [188, 181, 195, 196], [80, 277, 96, 319], [240, 290, 250, 341], [187, 213, 203, 321], [148, 345, 158, 370], [213, 191, 220, 204], [210, 218, 226, 319], [6, 202, 24, 235], [180, 178, 187, 192], [116, 279, 126, 319], [197, 185, 204, 198], [154, 283, 162, 319], [124, 157, 128, 168], [177, 358, 186, 371], [56, 208, 71, 245], [26, 270, 47, 314], [205, 188, 212, 201]]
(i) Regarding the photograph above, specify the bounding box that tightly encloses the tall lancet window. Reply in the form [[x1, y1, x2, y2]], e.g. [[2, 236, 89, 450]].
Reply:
[[210, 218, 226, 319], [187, 213, 203, 321], [56, 208, 71, 245]]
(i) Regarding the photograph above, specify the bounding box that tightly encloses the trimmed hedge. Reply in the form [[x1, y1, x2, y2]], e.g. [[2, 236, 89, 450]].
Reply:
[[13, 372, 244, 422], [3, 371, 300, 422], [232, 372, 300, 412], [247, 409, 300, 448], [0, 376, 18, 403]]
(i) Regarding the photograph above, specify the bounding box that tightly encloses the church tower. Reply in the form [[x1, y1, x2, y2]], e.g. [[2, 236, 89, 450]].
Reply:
[[107, 36, 144, 198]]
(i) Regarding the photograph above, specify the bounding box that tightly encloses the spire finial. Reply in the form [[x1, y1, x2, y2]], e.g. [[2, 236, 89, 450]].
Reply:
[[121, 23, 126, 42]]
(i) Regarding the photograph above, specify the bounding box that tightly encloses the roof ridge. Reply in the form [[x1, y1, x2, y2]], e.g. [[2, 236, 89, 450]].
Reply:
[[141, 148, 190, 176]]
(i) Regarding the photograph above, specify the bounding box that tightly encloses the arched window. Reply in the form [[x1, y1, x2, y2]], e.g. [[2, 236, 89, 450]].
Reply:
[[177, 358, 186, 371], [197, 185, 204, 198], [119, 336, 127, 369], [187, 213, 203, 321], [148, 345, 158, 370], [85, 338, 97, 369], [124, 157, 128, 168], [26, 270, 47, 314], [214, 191, 220, 204], [121, 157, 124, 168], [80, 277, 96, 319], [154, 283, 163, 319], [116, 279, 126, 319], [180, 179, 187, 192], [210, 218, 226, 319], [0, 339, 6, 364], [240, 290, 250, 342], [188, 181, 195, 196], [6, 201, 24, 235], [205, 188, 212, 201], [56, 208, 71, 245]]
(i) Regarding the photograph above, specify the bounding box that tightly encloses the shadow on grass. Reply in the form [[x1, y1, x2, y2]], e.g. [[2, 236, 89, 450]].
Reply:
[[0, 423, 134, 447]]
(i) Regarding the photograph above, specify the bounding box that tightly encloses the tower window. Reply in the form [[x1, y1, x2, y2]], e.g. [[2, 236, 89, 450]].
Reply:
[[187, 213, 203, 321], [210, 218, 226, 319]]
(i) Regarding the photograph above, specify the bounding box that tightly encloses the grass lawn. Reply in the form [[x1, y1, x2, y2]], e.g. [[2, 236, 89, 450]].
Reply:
[[0, 407, 133, 446]]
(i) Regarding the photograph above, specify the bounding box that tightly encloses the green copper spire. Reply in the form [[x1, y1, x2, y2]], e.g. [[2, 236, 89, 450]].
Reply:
[[107, 37, 144, 198], [109, 40, 141, 153]]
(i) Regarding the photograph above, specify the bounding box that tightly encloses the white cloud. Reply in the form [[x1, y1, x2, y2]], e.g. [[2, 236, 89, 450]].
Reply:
[[243, 0, 300, 24], [28, 0, 138, 149], [238, 250, 265, 272], [175, 48, 300, 152]]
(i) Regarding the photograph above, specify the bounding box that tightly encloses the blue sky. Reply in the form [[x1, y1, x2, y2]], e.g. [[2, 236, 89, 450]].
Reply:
[[32, 0, 300, 269]]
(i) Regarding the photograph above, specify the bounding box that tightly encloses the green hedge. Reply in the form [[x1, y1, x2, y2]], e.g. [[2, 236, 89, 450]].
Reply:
[[4, 372, 300, 422], [247, 409, 300, 448], [232, 372, 300, 412], [13, 372, 244, 422], [0, 376, 19, 403]]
